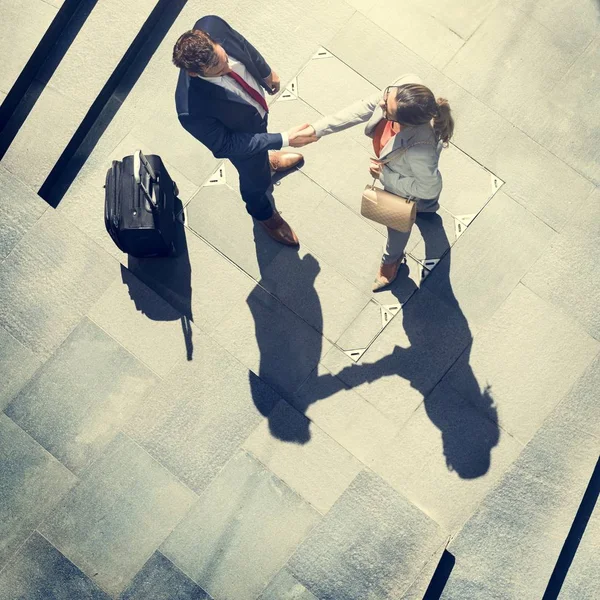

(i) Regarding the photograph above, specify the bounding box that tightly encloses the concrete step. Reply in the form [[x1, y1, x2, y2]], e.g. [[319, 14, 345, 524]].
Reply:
[[0, 0, 161, 192]]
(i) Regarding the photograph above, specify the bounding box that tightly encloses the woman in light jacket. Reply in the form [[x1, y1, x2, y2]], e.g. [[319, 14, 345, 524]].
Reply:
[[307, 74, 454, 291]]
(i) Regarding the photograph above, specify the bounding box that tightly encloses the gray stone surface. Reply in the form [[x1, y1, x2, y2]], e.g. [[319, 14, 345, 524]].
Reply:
[[6, 318, 158, 475], [288, 469, 446, 600], [400, 539, 450, 600], [121, 551, 211, 600], [0, 532, 110, 600], [0, 0, 57, 94], [0, 211, 117, 358], [369, 380, 524, 532], [258, 568, 318, 600], [442, 416, 599, 599], [88, 267, 186, 377], [547, 351, 600, 440], [123, 326, 279, 494], [243, 400, 363, 514], [444, 283, 599, 445], [161, 451, 321, 600], [0, 325, 41, 411], [0, 166, 47, 261], [322, 286, 473, 428], [405, 206, 457, 265], [335, 299, 388, 351], [512, 34, 600, 185], [487, 127, 595, 231], [258, 245, 370, 343], [185, 183, 285, 281], [523, 188, 600, 340], [127, 229, 256, 335], [422, 191, 555, 331], [212, 283, 331, 398], [558, 486, 600, 600], [0, 414, 76, 569], [293, 363, 399, 466], [443, 3, 580, 120], [365, 0, 464, 69], [39, 433, 197, 597]]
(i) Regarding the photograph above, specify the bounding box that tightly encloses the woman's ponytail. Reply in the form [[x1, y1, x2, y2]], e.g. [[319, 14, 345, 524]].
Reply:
[[433, 98, 454, 147]]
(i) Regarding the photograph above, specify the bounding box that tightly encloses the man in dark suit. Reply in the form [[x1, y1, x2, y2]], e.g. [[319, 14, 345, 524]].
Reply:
[[173, 15, 317, 246]]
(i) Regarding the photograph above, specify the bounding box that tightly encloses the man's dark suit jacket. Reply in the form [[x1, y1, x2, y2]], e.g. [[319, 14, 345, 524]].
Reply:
[[175, 15, 284, 159]]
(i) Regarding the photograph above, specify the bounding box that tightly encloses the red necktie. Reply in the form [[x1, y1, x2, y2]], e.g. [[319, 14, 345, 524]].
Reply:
[[226, 71, 269, 113]]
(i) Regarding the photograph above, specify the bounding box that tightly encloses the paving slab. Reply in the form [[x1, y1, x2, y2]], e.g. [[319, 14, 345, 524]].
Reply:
[[127, 229, 256, 335], [89, 266, 187, 377], [120, 551, 211, 600], [185, 184, 286, 282], [123, 326, 279, 495], [0, 532, 110, 600], [365, 0, 464, 70], [558, 486, 600, 600], [226, 0, 355, 86], [444, 284, 600, 445], [523, 188, 600, 340], [512, 33, 600, 185], [546, 351, 600, 440], [161, 451, 321, 600], [0, 414, 76, 570], [443, 2, 580, 120], [487, 127, 595, 231], [212, 283, 331, 399], [0, 0, 57, 95], [243, 400, 363, 513], [2, 0, 161, 190], [258, 568, 318, 600], [297, 56, 379, 118], [322, 286, 473, 428], [0, 210, 117, 358], [422, 191, 555, 331], [38, 433, 197, 598], [292, 363, 399, 465], [288, 469, 446, 600], [442, 417, 599, 599], [508, 0, 600, 54], [369, 379, 523, 532], [400, 539, 450, 600], [292, 191, 388, 293], [258, 245, 370, 343], [0, 326, 41, 411], [405, 206, 457, 265], [6, 318, 158, 475], [0, 166, 47, 261]]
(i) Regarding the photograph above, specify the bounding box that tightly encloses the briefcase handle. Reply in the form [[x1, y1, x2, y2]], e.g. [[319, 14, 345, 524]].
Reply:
[[133, 150, 159, 209]]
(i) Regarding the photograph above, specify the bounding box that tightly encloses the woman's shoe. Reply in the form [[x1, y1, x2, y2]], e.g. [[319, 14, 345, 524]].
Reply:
[[372, 255, 405, 292]]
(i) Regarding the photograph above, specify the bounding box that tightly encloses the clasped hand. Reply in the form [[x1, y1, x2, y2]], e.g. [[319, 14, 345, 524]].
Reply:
[[287, 124, 319, 148]]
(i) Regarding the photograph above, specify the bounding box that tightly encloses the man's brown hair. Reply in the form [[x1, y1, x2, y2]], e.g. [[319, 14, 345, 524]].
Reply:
[[172, 29, 218, 74]]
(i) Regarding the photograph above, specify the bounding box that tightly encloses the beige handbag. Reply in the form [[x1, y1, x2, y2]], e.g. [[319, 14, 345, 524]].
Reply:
[[361, 140, 435, 232]]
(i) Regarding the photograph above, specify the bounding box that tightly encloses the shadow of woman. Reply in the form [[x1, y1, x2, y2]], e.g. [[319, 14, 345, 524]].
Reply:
[[248, 219, 323, 444], [302, 212, 500, 479], [125, 197, 194, 361]]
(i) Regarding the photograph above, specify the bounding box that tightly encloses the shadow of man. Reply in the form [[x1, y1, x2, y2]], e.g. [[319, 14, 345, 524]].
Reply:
[[301, 212, 500, 479], [248, 218, 323, 444], [125, 197, 194, 361]]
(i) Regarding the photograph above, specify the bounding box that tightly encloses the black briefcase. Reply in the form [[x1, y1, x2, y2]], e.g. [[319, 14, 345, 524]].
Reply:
[[104, 150, 178, 257]]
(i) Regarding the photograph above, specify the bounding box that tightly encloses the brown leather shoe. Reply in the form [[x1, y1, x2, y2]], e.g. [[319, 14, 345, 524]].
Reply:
[[269, 151, 303, 173], [260, 211, 299, 246], [372, 255, 405, 292]]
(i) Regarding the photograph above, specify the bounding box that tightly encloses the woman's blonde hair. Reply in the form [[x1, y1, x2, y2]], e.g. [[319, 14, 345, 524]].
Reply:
[[394, 84, 454, 146]]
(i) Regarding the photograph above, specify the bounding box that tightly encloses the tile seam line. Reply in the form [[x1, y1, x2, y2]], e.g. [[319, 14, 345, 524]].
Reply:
[[518, 280, 600, 345], [153, 549, 214, 599], [33, 529, 113, 597]]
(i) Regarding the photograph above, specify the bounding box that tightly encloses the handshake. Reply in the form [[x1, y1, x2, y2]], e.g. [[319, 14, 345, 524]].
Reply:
[[286, 123, 320, 148]]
